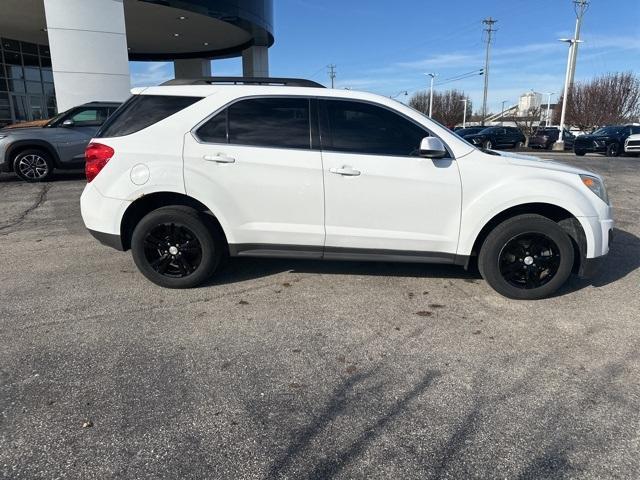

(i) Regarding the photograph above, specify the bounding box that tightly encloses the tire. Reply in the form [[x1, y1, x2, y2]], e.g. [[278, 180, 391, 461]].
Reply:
[[478, 214, 574, 300], [606, 143, 620, 157], [13, 149, 54, 182], [575, 150, 586, 156], [515, 141, 524, 150], [131, 206, 223, 288], [483, 140, 493, 150]]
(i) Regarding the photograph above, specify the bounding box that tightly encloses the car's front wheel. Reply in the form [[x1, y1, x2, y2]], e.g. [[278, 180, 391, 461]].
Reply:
[[606, 143, 620, 157], [483, 140, 493, 150], [131, 206, 223, 288], [13, 149, 54, 182], [478, 214, 574, 300], [575, 149, 586, 156]]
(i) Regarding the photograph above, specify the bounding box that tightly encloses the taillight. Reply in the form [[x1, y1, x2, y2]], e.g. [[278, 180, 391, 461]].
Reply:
[[85, 142, 114, 182]]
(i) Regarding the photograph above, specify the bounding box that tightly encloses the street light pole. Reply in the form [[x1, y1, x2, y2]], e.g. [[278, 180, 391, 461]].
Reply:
[[500, 100, 509, 125], [426, 73, 437, 117], [553, 39, 582, 151], [461, 98, 468, 128], [544, 92, 556, 126]]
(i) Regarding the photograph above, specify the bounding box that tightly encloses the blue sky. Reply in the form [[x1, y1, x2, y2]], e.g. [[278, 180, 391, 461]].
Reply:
[[130, 0, 640, 113]]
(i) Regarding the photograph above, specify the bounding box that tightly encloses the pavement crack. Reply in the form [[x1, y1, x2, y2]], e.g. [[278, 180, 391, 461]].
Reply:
[[0, 184, 51, 234]]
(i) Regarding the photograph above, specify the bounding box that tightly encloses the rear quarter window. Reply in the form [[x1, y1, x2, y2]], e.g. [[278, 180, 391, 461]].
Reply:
[[97, 95, 202, 137]]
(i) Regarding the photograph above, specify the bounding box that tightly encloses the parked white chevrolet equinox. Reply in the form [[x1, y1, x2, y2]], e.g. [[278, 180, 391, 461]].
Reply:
[[80, 77, 613, 299]]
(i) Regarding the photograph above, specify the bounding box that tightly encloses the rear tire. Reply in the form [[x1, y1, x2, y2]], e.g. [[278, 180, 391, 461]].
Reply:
[[131, 206, 223, 288], [515, 141, 524, 150], [478, 214, 574, 300], [574, 149, 586, 156], [13, 149, 54, 182]]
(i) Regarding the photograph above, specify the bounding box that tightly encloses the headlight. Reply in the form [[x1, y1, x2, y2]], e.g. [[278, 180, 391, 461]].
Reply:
[[580, 174, 609, 204]]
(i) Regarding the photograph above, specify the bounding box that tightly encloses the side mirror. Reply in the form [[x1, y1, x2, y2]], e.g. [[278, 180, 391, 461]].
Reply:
[[62, 119, 75, 127], [419, 137, 448, 159]]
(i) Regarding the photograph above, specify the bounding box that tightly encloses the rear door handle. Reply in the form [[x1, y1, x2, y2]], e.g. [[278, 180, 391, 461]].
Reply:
[[203, 154, 235, 164], [330, 166, 361, 176]]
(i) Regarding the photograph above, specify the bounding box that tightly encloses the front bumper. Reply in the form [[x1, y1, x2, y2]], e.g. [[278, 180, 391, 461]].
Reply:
[[577, 217, 613, 279]]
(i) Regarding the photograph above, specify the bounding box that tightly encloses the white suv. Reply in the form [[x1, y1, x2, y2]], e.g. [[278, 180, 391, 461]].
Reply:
[[80, 77, 613, 299]]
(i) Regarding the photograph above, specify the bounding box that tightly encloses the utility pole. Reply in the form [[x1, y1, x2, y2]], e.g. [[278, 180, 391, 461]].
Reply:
[[553, 39, 582, 150], [328, 64, 336, 88], [426, 73, 437, 117], [461, 98, 468, 128], [481, 17, 497, 126], [568, 0, 589, 86]]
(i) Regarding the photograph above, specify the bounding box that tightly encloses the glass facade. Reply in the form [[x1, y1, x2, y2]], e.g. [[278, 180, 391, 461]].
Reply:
[[0, 37, 57, 127]]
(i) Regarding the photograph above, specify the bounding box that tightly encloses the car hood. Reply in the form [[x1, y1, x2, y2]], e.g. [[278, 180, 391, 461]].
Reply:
[[496, 150, 597, 177], [0, 126, 48, 136], [3, 119, 49, 129]]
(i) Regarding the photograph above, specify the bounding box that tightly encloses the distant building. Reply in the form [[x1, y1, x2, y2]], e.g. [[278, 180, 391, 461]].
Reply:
[[517, 91, 542, 116]]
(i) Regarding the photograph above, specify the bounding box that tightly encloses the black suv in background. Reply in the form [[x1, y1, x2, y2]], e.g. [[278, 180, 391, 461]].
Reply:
[[529, 127, 575, 150], [462, 126, 526, 150], [454, 126, 485, 137], [574, 124, 640, 157]]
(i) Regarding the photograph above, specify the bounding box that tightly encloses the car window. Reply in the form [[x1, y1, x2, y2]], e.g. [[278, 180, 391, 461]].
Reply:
[[97, 95, 202, 138], [196, 109, 227, 144], [323, 99, 427, 157], [632, 126, 640, 134], [70, 108, 109, 126], [223, 97, 310, 149]]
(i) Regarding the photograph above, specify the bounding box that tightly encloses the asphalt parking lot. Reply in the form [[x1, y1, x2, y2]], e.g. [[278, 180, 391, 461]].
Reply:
[[1, 152, 639, 479]]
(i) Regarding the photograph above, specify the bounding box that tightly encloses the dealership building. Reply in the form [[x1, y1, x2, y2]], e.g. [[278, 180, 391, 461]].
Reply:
[[0, 0, 274, 126]]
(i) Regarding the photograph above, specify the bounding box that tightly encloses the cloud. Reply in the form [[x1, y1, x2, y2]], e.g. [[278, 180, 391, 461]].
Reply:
[[130, 62, 173, 87]]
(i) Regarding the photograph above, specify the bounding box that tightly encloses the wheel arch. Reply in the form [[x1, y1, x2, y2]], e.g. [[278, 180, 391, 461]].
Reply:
[[5, 140, 62, 170], [119, 191, 228, 251], [465, 202, 587, 273]]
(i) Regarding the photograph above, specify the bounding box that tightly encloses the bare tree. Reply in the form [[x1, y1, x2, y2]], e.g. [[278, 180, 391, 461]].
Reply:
[[553, 72, 640, 130], [409, 89, 472, 128], [514, 106, 542, 146]]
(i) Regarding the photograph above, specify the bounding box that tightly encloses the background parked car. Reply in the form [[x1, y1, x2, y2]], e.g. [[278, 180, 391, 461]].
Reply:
[[624, 133, 640, 157], [0, 101, 121, 182], [529, 127, 575, 150], [574, 124, 640, 157], [462, 126, 526, 150], [455, 126, 485, 138]]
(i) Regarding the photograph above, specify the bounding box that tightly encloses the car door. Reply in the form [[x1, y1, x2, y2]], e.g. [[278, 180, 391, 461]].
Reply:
[[183, 96, 325, 256], [319, 99, 462, 259], [494, 128, 509, 146], [55, 106, 109, 164]]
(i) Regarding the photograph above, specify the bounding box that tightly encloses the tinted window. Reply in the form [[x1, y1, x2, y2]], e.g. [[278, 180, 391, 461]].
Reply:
[[97, 95, 201, 138], [631, 126, 640, 134], [196, 109, 227, 143], [324, 100, 427, 156], [69, 107, 109, 126], [226, 97, 310, 149]]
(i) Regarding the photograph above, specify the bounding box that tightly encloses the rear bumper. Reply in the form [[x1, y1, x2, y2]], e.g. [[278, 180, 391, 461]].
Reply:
[[80, 182, 131, 249]]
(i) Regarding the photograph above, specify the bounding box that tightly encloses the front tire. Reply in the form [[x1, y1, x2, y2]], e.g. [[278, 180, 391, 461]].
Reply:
[[483, 140, 493, 150], [606, 143, 620, 157], [13, 149, 54, 182], [478, 214, 574, 300], [131, 206, 223, 288], [575, 149, 586, 156]]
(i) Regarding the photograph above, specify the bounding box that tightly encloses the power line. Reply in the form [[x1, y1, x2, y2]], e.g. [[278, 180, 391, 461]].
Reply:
[[481, 17, 497, 125], [328, 64, 336, 88]]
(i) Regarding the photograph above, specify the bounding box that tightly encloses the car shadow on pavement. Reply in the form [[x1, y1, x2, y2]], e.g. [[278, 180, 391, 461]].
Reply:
[[210, 228, 639, 297], [0, 170, 85, 183], [558, 228, 639, 296]]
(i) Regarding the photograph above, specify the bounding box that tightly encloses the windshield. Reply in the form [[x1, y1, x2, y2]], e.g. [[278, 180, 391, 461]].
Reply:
[[457, 128, 482, 136], [592, 126, 623, 136], [478, 127, 500, 134], [45, 109, 70, 127]]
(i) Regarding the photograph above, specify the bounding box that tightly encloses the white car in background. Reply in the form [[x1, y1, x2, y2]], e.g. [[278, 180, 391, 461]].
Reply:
[[625, 133, 640, 156], [80, 77, 613, 300]]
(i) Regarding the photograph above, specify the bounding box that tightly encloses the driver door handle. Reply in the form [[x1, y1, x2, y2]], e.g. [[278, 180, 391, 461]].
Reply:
[[330, 166, 361, 176], [203, 154, 235, 164]]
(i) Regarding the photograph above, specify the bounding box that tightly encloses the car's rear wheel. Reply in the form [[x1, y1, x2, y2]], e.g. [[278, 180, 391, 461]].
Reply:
[[478, 214, 574, 300], [606, 143, 620, 157], [575, 149, 586, 156], [131, 206, 223, 288], [515, 141, 524, 149], [13, 149, 54, 182]]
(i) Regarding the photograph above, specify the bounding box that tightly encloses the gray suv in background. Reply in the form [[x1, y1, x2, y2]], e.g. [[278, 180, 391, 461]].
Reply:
[[0, 101, 121, 182]]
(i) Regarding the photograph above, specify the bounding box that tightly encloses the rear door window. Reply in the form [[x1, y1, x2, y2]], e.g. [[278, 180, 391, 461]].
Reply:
[[97, 95, 202, 137]]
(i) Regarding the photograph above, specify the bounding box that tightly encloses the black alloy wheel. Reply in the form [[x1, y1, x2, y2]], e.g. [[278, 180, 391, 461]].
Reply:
[[606, 143, 620, 157], [478, 214, 574, 299], [498, 233, 561, 289], [131, 206, 223, 288], [143, 223, 202, 278]]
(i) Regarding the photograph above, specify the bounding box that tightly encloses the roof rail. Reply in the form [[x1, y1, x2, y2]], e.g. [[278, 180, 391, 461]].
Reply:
[[161, 77, 325, 88]]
